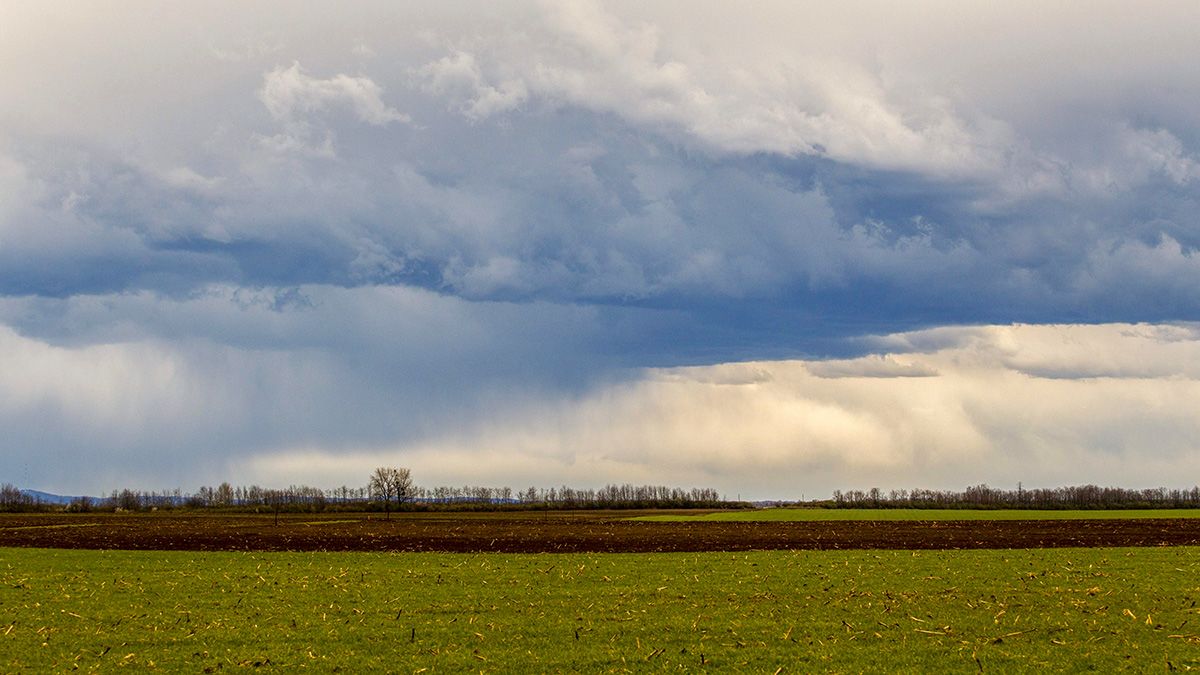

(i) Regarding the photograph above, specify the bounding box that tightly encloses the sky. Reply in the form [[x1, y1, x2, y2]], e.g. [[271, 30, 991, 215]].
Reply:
[[3, 1, 1200, 498]]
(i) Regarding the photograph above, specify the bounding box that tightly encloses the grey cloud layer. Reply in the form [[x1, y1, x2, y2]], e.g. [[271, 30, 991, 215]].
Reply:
[[3, 1, 1199, 325], [7, 318, 1194, 497], [0, 285, 639, 490], [3, 2, 1200, 492]]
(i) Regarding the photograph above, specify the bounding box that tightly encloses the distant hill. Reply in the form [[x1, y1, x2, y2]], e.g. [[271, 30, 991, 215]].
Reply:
[[19, 489, 88, 505]]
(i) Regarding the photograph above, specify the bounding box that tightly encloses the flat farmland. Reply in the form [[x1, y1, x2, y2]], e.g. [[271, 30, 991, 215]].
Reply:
[[4, 510, 1200, 552], [638, 508, 1200, 522], [3, 546, 1199, 672], [6, 512, 1200, 671]]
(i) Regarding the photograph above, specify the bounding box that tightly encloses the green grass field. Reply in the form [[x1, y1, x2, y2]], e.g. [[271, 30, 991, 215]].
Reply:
[[3, 547, 1199, 672], [636, 508, 1200, 522]]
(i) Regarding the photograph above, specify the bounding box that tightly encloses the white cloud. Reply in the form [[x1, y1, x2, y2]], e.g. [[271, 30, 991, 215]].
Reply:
[[0, 151, 154, 273], [256, 62, 409, 157], [1107, 126, 1199, 188], [259, 62, 409, 126], [397, 1, 1200, 200], [416, 51, 528, 120], [161, 166, 225, 193], [5, 2, 1198, 188], [806, 355, 939, 379], [0, 154, 34, 227], [408, 2, 1005, 177]]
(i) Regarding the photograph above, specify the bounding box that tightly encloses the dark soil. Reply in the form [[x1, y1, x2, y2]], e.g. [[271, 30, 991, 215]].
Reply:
[[3, 511, 1200, 553]]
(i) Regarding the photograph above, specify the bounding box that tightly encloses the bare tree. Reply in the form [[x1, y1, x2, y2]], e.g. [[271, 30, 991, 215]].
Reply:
[[216, 482, 235, 507], [0, 483, 31, 512], [369, 467, 413, 519], [264, 488, 284, 526]]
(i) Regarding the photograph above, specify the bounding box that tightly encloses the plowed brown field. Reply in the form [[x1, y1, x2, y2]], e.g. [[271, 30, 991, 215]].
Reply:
[[3, 511, 1200, 552]]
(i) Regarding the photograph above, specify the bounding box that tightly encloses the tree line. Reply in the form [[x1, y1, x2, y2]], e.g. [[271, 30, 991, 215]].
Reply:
[[0, 472, 729, 513], [829, 484, 1200, 509], [12, 477, 1200, 513]]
